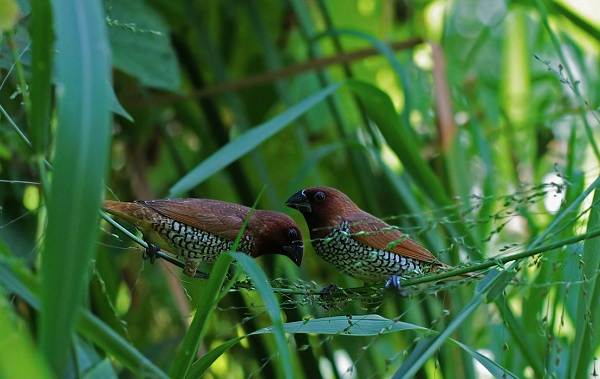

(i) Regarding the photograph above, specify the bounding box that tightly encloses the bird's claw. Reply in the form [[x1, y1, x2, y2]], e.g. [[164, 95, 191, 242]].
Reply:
[[320, 284, 341, 298], [143, 242, 159, 264], [384, 275, 409, 296]]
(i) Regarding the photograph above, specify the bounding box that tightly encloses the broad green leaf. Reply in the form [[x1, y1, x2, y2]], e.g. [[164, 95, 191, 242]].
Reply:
[[231, 252, 293, 379], [41, 0, 113, 375], [254, 314, 428, 336], [168, 83, 342, 197], [107, 0, 180, 91], [188, 314, 431, 377]]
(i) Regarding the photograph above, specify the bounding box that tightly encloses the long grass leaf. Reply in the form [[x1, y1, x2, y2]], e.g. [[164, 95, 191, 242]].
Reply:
[[169, 192, 264, 378], [231, 253, 293, 379], [168, 83, 341, 197], [568, 187, 600, 378], [40, 0, 113, 374]]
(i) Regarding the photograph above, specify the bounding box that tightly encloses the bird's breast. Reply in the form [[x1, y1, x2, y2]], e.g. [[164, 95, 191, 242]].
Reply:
[[149, 215, 254, 263], [312, 221, 423, 282]]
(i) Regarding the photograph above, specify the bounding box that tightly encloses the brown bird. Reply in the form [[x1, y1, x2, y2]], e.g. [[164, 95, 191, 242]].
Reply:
[[104, 199, 303, 277], [286, 186, 443, 288]]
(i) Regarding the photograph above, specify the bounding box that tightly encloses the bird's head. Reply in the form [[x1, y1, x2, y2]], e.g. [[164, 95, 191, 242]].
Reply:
[[248, 211, 304, 267], [285, 186, 359, 226]]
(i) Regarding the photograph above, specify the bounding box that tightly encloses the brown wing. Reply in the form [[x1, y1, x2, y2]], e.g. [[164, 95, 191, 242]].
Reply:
[[140, 199, 249, 241], [347, 211, 437, 263]]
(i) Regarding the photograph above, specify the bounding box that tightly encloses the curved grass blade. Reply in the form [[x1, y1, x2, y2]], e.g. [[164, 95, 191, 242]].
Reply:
[[187, 337, 244, 378], [450, 339, 518, 379], [40, 0, 113, 374], [169, 192, 264, 378], [168, 82, 341, 197], [230, 252, 293, 379]]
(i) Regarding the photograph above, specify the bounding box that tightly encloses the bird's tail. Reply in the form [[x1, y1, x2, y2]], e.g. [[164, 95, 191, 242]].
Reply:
[[104, 200, 154, 226]]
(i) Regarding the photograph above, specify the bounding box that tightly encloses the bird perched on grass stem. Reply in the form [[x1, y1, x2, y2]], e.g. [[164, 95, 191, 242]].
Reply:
[[286, 186, 446, 289], [104, 199, 303, 277]]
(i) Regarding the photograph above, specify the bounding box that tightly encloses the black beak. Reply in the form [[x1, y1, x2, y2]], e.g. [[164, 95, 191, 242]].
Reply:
[[282, 240, 303, 267], [285, 190, 311, 213]]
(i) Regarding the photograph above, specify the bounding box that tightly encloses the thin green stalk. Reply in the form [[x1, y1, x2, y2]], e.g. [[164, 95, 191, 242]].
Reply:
[[8, 33, 31, 120], [402, 228, 600, 287]]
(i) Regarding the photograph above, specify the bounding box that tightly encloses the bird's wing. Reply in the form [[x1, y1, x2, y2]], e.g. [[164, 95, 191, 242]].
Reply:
[[140, 199, 248, 241], [347, 211, 438, 263]]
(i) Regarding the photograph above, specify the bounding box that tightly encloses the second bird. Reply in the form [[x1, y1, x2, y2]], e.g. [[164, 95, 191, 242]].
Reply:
[[105, 198, 304, 277], [286, 186, 442, 287]]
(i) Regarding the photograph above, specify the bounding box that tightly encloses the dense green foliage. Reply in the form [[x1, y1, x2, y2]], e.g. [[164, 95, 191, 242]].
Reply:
[[1, 0, 600, 378]]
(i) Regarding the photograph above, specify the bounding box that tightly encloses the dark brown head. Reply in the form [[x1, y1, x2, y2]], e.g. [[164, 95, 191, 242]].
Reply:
[[247, 211, 304, 266], [285, 187, 360, 235]]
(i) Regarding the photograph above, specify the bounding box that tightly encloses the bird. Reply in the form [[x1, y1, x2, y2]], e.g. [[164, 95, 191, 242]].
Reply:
[[104, 198, 304, 277], [285, 186, 445, 288]]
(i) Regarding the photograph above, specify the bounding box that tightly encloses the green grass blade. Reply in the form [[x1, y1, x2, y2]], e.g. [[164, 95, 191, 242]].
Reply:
[[187, 337, 244, 378], [40, 0, 113, 374], [29, 0, 53, 154], [231, 252, 293, 379], [568, 187, 600, 378], [0, 287, 52, 379], [168, 82, 341, 197], [169, 192, 264, 378], [169, 253, 234, 379], [314, 28, 414, 125], [449, 339, 518, 379], [81, 359, 115, 379]]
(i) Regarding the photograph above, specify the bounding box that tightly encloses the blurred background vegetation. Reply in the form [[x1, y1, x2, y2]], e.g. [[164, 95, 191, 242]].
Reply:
[[1, 0, 600, 378]]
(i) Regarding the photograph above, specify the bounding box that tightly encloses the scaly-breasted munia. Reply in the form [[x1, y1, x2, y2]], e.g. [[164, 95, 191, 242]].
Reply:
[[286, 186, 442, 287], [105, 199, 303, 277]]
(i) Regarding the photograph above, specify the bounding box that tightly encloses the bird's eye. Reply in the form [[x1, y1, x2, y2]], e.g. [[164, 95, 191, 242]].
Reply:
[[314, 191, 326, 202], [287, 228, 298, 240]]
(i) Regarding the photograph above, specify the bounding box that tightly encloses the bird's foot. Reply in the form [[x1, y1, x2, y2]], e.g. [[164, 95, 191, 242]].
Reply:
[[320, 284, 341, 298], [384, 275, 409, 296], [183, 260, 200, 278], [143, 241, 160, 264]]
